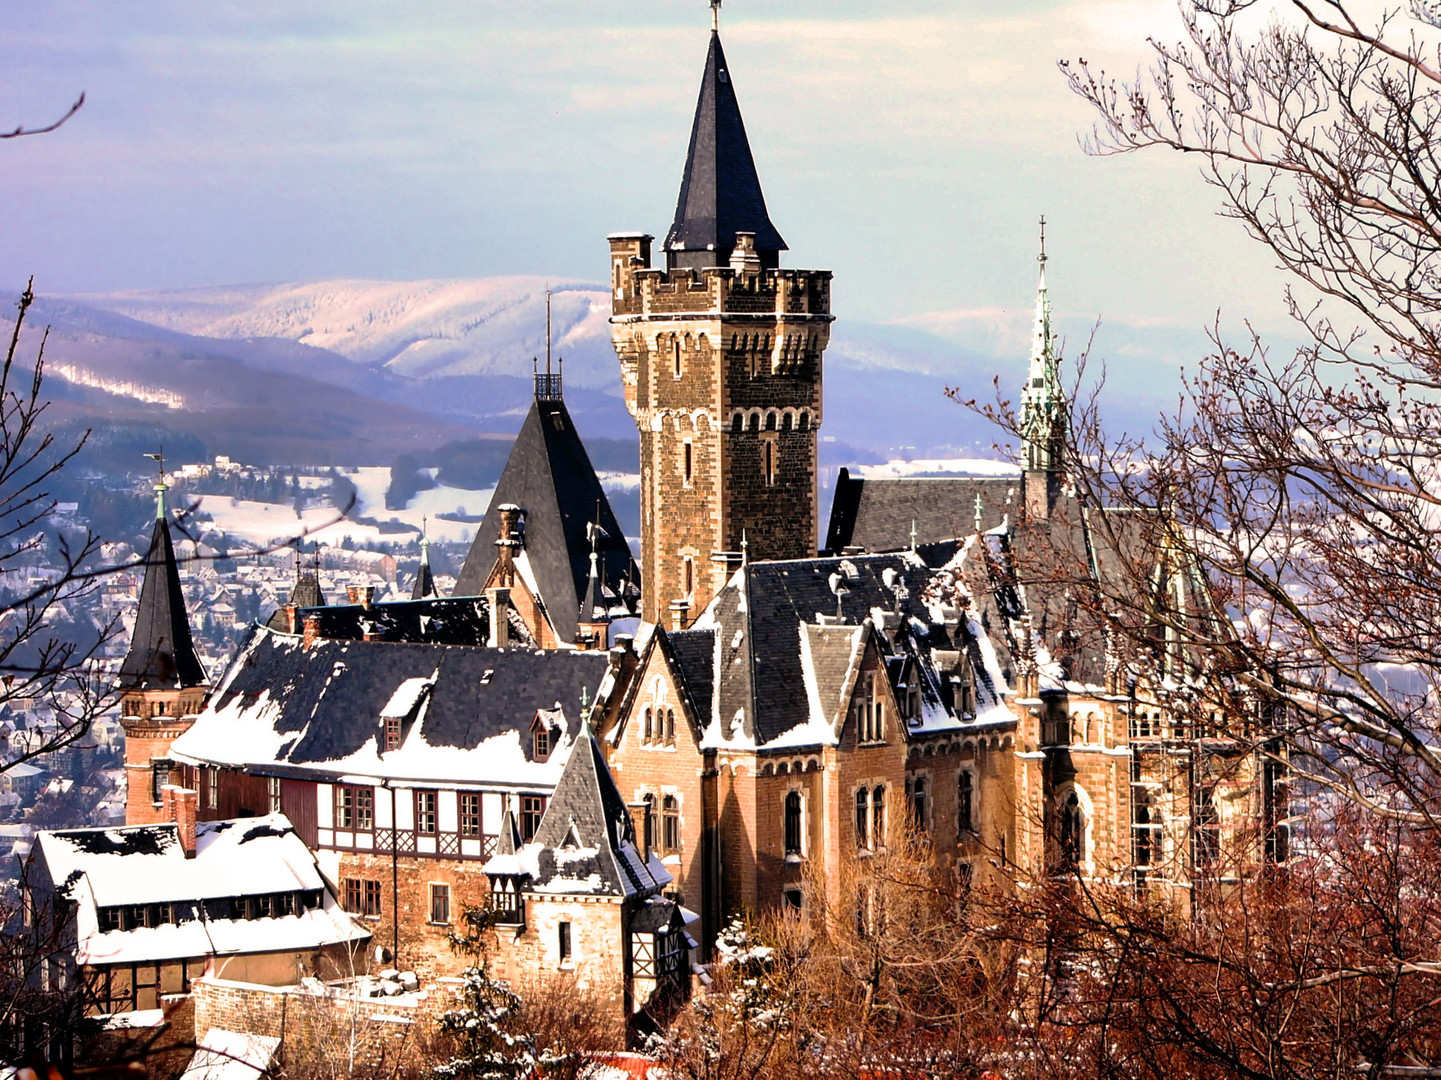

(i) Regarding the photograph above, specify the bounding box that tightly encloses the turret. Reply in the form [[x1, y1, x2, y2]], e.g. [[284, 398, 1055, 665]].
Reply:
[[118, 462, 209, 826], [1020, 218, 1067, 519]]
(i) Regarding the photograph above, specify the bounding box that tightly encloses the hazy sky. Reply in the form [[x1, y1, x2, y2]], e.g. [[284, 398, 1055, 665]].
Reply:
[[0, 1, 1295, 336]]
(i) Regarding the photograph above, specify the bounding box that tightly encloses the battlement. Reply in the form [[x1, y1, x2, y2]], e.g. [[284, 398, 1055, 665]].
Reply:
[[609, 235, 831, 321]]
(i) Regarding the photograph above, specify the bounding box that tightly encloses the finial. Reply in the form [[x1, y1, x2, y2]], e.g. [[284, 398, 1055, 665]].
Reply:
[[711, 0, 721, 32], [545, 288, 552, 378], [1038, 214, 1047, 264], [741, 528, 749, 567], [974, 494, 985, 534], [144, 451, 167, 520], [580, 685, 593, 735], [909, 518, 918, 552]]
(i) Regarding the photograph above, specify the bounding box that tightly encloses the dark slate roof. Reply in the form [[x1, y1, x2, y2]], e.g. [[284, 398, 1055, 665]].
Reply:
[[453, 396, 639, 643], [713, 553, 962, 746], [296, 596, 499, 647], [529, 730, 667, 899], [119, 516, 206, 691], [663, 30, 787, 268], [667, 628, 716, 732], [824, 469, 1016, 554], [410, 551, 436, 601], [182, 626, 610, 772]]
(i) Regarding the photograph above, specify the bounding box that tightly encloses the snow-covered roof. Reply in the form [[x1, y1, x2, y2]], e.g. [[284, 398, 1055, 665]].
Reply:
[[170, 626, 613, 788], [33, 814, 369, 966], [180, 1028, 281, 1080]]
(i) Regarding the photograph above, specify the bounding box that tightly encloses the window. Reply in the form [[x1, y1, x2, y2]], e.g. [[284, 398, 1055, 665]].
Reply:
[[534, 725, 550, 760], [520, 795, 545, 841], [665, 708, 676, 746], [642, 793, 657, 856], [207, 766, 219, 810], [558, 921, 572, 963], [662, 795, 680, 854], [344, 878, 382, 918], [1059, 791, 1084, 870], [855, 785, 887, 851], [683, 440, 693, 486], [783, 888, 803, 914], [267, 776, 282, 815], [415, 790, 438, 835], [855, 674, 884, 744], [673, 338, 682, 378], [490, 877, 524, 925], [909, 775, 929, 833], [430, 884, 451, 925], [763, 440, 775, 487], [151, 763, 167, 805], [683, 556, 694, 599], [643, 707, 654, 743], [385, 716, 402, 752], [784, 791, 803, 857], [958, 770, 975, 834], [154, 701, 168, 717], [1195, 786, 1219, 867], [460, 793, 482, 837], [336, 786, 374, 831]]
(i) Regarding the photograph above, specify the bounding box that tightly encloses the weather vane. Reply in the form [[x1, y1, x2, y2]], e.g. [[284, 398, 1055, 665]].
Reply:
[[1039, 214, 1047, 263], [711, 0, 721, 32]]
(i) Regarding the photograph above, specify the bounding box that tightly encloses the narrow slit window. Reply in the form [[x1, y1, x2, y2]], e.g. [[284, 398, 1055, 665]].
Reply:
[[683, 440, 693, 485]]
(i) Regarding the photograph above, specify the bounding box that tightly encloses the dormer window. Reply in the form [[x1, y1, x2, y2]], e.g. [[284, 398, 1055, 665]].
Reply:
[[384, 716, 402, 752], [534, 725, 550, 761]]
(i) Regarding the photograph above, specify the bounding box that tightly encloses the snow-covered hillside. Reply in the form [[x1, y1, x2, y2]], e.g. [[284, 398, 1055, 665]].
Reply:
[[74, 278, 617, 388]]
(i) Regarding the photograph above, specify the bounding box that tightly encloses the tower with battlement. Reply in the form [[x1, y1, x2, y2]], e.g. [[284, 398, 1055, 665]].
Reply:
[[609, 24, 834, 628]]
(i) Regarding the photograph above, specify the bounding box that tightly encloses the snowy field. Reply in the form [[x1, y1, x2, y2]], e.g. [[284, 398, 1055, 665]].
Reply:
[[193, 465, 641, 549]]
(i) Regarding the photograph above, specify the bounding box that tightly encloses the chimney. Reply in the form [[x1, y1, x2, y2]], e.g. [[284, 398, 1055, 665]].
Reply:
[[495, 504, 522, 587], [346, 585, 360, 605], [669, 599, 690, 633], [362, 622, 381, 643], [358, 586, 375, 610], [729, 231, 762, 278], [303, 612, 323, 649], [163, 785, 199, 859], [627, 800, 650, 859], [487, 587, 511, 649], [284, 603, 298, 634]]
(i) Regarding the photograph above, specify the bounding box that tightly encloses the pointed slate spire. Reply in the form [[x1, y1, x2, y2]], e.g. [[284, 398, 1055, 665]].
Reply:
[[1019, 216, 1066, 476], [529, 726, 669, 898], [119, 474, 206, 691], [411, 520, 437, 601], [664, 28, 787, 272]]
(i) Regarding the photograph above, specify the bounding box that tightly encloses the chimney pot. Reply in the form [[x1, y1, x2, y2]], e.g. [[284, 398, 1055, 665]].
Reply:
[[303, 612, 323, 649], [164, 784, 199, 858]]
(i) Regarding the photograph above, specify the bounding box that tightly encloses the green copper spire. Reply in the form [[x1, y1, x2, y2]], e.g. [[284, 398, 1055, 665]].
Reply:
[[1019, 216, 1066, 475], [144, 451, 168, 521]]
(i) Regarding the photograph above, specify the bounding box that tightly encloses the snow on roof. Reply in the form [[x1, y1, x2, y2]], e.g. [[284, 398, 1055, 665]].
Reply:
[[35, 814, 370, 966], [180, 1028, 281, 1080], [380, 675, 433, 719]]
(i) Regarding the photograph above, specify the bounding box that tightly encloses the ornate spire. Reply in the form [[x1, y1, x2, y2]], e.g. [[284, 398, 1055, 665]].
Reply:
[[411, 517, 436, 600], [1019, 215, 1066, 476]]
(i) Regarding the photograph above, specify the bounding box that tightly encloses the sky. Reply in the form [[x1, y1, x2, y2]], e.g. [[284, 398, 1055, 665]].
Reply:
[[0, 1, 1299, 341]]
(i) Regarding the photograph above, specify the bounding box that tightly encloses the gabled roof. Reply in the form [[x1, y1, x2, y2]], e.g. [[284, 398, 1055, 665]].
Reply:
[[170, 626, 611, 787], [824, 469, 1015, 555], [527, 729, 669, 899], [265, 570, 325, 631], [663, 31, 787, 268], [695, 551, 1008, 749], [119, 514, 206, 691], [294, 595, 505, 647], [453, 396, 639, 644]]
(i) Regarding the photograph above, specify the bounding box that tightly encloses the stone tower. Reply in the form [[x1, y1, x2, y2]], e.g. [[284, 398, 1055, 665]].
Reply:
[[118, 475, 208, 825], [608, 24, 834, 627]]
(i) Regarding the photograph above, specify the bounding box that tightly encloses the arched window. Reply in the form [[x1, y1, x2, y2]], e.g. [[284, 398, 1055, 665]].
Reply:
[[642, 793, 657, 856], [673, 337, 682, 378], [665, 708, 676, 745], [784, 791, 803, 856], [1060, 791, 1084, 869], [1196, 785, 1219, 867], [958, 770, 974, 834], [1135, 804, 1154, 866], [662, 795, 680, 854], [643, 707, 653, 744], [855, 787, 869, 850]]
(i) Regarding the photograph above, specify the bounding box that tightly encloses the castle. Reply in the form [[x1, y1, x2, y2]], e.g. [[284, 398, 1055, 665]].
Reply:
[[24, 13, 1285, 1062]]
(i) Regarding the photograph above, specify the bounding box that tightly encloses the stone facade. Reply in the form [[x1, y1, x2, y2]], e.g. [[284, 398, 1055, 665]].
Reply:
[[609, 232, 833, 627], [120, 686, 207, 826]]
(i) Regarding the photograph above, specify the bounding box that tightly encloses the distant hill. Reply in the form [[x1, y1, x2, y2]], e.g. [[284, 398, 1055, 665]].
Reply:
[[4, 276, 1207, 471]]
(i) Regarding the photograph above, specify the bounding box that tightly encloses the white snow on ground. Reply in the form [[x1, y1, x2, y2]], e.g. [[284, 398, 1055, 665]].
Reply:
[[853, 457, 1020, 479]]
